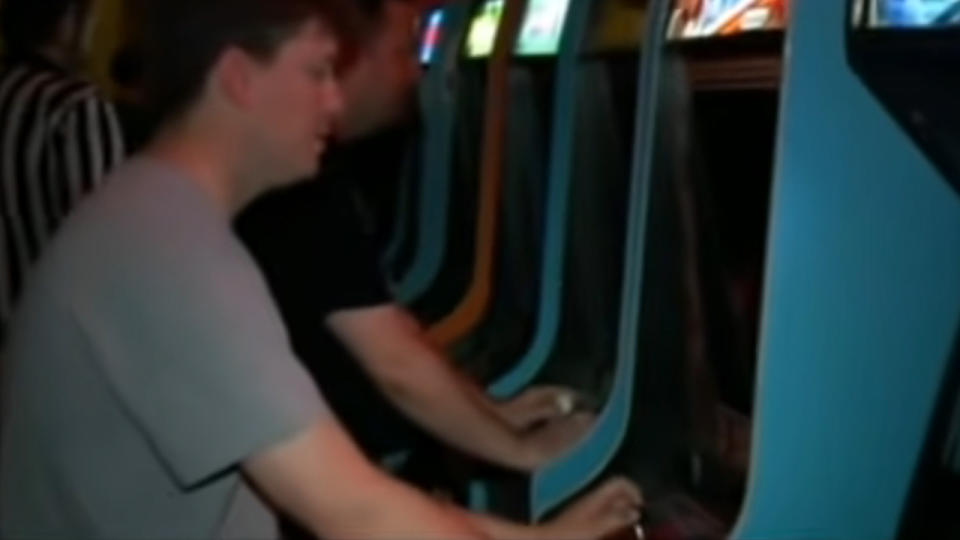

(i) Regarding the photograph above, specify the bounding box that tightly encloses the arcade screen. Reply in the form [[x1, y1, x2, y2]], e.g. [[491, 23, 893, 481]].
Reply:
[[668, 0, 788, 39], [867, 0, 960, 27], [515, 0, 573, 56], [420, 8, 444, 65], [465, 0, 505, 58]]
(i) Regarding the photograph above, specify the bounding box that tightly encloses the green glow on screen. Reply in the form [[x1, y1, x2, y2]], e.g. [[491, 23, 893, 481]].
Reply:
[[465, 0, 505, 58], [516, 0, 572, 55]]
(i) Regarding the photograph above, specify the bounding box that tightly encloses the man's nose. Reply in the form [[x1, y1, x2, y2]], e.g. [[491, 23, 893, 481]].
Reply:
[[322, 82, 345, 121]]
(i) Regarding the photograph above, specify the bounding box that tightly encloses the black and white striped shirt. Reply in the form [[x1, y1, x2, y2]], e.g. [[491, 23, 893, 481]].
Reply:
[[0, 56, 125, 337]]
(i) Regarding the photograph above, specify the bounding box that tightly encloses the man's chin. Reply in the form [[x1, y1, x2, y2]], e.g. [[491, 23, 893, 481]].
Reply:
[[295, 165, 320, 184], [299, 154, 323, 178], [272, 163, 320, 190]]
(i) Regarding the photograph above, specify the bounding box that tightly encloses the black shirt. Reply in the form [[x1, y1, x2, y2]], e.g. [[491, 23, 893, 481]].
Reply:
[[235, 157, 421, 459]]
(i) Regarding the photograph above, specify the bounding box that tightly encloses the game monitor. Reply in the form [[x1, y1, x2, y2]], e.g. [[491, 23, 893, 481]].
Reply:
[[667, 0, 788, 40], [847, 0, 960, 197], [515, 0, 573, 56], [420, 8, 445, 65], [864, 0, 960, 27], [464, 0, 505, 59]]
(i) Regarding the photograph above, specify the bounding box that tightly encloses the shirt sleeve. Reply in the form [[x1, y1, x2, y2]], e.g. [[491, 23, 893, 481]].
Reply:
[[235, 181, 392, 326], [71, 215, 328, 488]]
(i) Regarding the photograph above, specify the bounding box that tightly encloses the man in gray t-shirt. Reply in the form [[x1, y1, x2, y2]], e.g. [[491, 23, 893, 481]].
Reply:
[[1, 157, 325, 538], [0, 1, 483, 537], [0, 1, 641, 538]]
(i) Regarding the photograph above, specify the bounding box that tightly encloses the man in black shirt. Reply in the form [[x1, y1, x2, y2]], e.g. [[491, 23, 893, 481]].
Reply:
[[236, 0, 592, 477]]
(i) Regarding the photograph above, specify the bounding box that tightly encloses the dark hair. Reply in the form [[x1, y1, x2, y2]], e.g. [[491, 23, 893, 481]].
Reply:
[[352, 0, 416, 23], [0, 0, 91, 56], [141, 0, 357, 124], [338, 0, 417, 64]]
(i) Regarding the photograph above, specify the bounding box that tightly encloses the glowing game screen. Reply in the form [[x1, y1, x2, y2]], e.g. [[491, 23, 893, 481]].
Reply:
[[869, 0, 960, 27], [420, 8, 444, 65], [464, 0, 505, 58], [515, 0, 573, 56], [668, 0, 788, 39]]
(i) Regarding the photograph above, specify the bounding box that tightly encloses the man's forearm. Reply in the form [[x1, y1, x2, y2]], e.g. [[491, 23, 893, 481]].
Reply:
[[329, 306, 538, 471], [451, 477, 644, 540], [245, 420, 488, 540], [453, 505, 543, 540], [374, 346, 537, 471], [302, 467, 487, 540]]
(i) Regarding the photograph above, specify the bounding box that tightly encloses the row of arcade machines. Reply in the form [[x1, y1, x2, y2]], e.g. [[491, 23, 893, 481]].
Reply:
[[388, 0, 645, 399], [372, 0, 960, 538]]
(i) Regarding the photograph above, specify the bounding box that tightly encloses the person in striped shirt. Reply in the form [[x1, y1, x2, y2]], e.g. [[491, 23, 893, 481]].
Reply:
[[0, 0, 125, 340]]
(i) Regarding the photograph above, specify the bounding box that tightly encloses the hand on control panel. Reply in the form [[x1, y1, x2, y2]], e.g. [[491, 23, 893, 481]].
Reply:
[[519, 411, 595, 468], [496, 385, 590, 432], [539, 476, 644, 540]]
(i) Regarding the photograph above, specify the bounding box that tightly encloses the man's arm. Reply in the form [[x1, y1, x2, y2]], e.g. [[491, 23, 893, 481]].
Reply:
[[243, 417, 486, 540], [244, 418, 642, 540], [451, 476, 643, 540], [327, 304, 589, 471]]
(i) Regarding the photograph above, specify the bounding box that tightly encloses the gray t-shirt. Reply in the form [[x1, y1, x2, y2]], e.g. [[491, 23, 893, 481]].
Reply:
[[0, 158, 328, 539]]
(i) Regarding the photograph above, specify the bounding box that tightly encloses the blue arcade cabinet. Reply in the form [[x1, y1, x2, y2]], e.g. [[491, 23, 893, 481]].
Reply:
[[523, 1, 960, 539]]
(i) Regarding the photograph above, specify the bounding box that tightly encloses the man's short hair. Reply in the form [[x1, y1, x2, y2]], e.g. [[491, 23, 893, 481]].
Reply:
[[338, 0, 418, 65], [352, 0, 417, 25], [0, 0, 92, 57], [141, 0, 357, 124]]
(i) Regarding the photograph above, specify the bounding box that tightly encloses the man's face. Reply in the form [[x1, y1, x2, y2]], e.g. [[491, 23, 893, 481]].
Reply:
[[337, 1, 420, 141], [245, 19, 344, 184]]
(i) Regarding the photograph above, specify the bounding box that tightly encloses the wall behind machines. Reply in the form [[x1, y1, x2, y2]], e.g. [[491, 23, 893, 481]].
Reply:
[[88, 0, 125, 93], [0, 0, 130, 95], [733, 0, 960, 538]]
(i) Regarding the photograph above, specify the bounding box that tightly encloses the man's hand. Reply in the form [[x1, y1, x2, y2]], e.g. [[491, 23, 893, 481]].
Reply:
[[329, 305, 596, 472], [452, 476, 642, 540], [538, 476, 643, 540], [518, 411, 595, 468], [495, 385, 587, 432]]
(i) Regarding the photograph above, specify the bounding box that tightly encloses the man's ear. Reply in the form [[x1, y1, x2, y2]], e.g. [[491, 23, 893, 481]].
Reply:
[[213, 47, 260, 110]]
